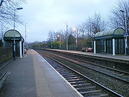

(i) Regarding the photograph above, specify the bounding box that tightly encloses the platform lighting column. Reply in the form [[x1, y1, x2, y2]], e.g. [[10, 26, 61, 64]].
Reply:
[[112, 38, 115, 56], [1, 22, 5, 47], [13, 35, 16, 60], [75, 29, 78, 50], [93, 40, 96, 54], [66, 25, 69, 50], [57, 34, 61, 49], [13, 7, 23, 59], [23, 23, 27, 56], [72, 27, 78, 50]]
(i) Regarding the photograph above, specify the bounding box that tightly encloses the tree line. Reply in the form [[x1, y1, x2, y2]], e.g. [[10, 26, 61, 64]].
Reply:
[[0, 0, 23, 47], [44, 0, 129, 50]]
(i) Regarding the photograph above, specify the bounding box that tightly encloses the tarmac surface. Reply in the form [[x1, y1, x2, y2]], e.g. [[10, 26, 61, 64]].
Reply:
[[0, 49, 82, 97]]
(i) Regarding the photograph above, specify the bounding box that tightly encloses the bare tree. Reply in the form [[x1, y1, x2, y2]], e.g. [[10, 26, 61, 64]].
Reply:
[[48, 31, 55, 48], [89, 14, 105, 34], [0, 0, 4, 7], [48, 31, 55, 42], [111, 0, 129, 30], [79, 14, 106, 38], [0, 0, 23, 25], [0, 0, 24, 39], [78, 24, 87, 38]]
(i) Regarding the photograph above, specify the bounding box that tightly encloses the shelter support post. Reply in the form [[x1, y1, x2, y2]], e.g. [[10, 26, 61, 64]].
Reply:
[[94, 40, 96, 54], [23, 42, 24, 57], [13, 38, 16, 60], [125, 37, 127, 55], [112, 38, 115, 56], [19, 41, 22, 58]]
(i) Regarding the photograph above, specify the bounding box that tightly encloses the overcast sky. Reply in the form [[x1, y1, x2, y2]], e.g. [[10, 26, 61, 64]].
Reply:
[[17, 0, 119, 42]]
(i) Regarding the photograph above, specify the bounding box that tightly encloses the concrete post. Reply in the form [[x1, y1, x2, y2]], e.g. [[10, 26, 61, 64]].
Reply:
[[94, 40, 96, 54], [112, 38, 115, 56], [19, 41, 22, 58]]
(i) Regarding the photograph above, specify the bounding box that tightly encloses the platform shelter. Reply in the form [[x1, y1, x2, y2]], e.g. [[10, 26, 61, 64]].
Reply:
[[93, 28, 126, 55], [4, 29, 24, 58]]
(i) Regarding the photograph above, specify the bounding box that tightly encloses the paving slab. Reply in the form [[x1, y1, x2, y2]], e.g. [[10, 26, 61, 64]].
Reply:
[[0, 51, 37, 97]]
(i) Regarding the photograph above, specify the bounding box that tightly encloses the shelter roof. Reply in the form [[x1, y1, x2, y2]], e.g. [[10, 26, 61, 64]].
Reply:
[[95, 28, 125, 39], [4, 29, 24, 41]]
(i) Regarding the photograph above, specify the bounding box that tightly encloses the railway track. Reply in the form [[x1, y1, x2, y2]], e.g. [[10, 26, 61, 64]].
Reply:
[[57, 52, 129, 74], [46, 51, 129, 83], [48, 50, 129, 72], [43, 54, 124, 97]]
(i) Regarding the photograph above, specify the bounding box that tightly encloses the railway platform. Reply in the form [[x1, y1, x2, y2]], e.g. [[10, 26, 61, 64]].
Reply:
[[0, 49, 82, 97]]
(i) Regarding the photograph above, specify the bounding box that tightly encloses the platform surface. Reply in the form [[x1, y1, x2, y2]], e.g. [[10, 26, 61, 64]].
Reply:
[[0, 49, 82, 97]]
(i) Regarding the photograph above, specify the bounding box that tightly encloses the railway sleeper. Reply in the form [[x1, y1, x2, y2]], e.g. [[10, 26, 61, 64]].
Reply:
[[85, 93, 109, 97], [57, 71, 74, 75], [80, 90, 106, 97], [72, 83, 91, 88], [68, 80, 86, 83], [68, 78, 84, 82], [56, 68, 69, 71], [65, 76, 79, 79], [66, 78, 84, 82], [71, 82, 90, 85], [60, 71, 73, 73], [59, 72, 74, 75], [62, 74, 77, 77], [54, 69, 66, 72], [66, 76, 83, 79], [70, 81, 90, 85], [70, 80, 86, 84], [77, 86, 96, 91], [64, 76, 79, 79]]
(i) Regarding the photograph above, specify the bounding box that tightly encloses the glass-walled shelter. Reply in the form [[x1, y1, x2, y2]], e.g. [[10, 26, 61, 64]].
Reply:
[[93, 28, 126, 55], [4, 29, 24, 58]]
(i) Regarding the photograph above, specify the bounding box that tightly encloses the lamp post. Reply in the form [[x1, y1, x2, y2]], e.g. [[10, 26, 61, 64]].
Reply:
[[120, 10, 129, 55], [1, 22, 4, 45], [13, 7, 23, 30], [72, 27, 78, 50], [13, 7, 23, 60], [57, 34, 61, 49], [66, 24, 69, 50]]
